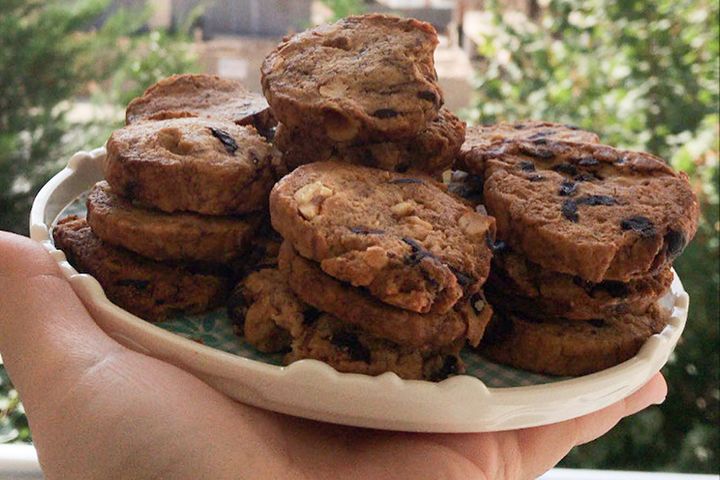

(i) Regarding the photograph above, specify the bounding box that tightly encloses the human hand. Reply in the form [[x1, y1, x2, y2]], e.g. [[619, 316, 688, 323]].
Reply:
[[0, 232, 667, 480]]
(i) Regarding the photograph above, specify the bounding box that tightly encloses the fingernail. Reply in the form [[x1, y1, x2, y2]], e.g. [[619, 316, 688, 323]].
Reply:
[[652, 395, 667, 405]]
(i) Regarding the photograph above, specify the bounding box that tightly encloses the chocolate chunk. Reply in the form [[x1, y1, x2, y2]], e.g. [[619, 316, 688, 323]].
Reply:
[[116, 279, 150, 290], [349, 226, 385, 235], [621, 216, 656, 238], [577, 157, 599, 167], [519, 145, 554, 159], [209, 127, 238, 154], [302, 307, 322, 326], [574, 172, 600, 182], [518, 160, 536, 172], [429, 355, 459, 381], [372, 108, 399, 119], [558, 181, 577, 196], [588, 319, 607, 328], [417, 90, 438, 102], [577, 195, 616, 206], [389, 178, 424, 185], [330, 330, 371, 363], [527, 174, 545, 182], [561, 199, 579, 222], [513, 123, 526, 130], [552, 163, 578, 176], [665, 229, 686, 257]]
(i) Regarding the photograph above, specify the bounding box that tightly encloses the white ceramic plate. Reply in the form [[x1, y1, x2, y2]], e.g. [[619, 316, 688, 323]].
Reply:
[[29, 148, 689, 433]]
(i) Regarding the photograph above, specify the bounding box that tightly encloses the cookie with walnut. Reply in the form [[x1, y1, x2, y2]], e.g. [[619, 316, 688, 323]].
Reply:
[[457, 121, 600, 176], [125, 74, 275, 133], [105, 117, 281, 215], [274, 108, 465, 175], [270, 161, 495, 314], [261, 14, 443, 143], [481, 140, 699, 282]]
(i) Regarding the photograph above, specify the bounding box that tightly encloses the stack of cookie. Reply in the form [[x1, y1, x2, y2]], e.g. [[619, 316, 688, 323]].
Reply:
[[261, 14, 465, 177], [230, 161, 496, 380], [53, 74, 283, 320], [456, 122, 699, 376]]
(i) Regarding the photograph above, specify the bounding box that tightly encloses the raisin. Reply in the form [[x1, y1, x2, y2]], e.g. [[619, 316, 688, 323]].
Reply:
[[209, 127, 238, 154], [527, 174, 545, 182], [513, 124, 526, 130], [518, 160, 536, 172], [588, 319, 607, 328], [372, 108, 399, 119], [558, 181, 577, 196], [519, 145, 554, 159], [389, 178, 424, 185], [578, 157, 599, 167], [552, 163, 578, 176], [429, 355, 459, 381], [665, 229, 686, 257], [574, 173, 599, 182], [577, 195, 616, 206], [621, 216, 656, 238], [330, 331, 371, 362], [349, 226, 385, 235], [302, 308, 322, 326], [116, 279, 150, 290], [561, 199, 579, 222], [417, 90, 437, 102]]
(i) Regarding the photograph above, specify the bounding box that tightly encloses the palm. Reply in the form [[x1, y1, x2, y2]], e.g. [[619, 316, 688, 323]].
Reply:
[[0, 232, 666, 480]]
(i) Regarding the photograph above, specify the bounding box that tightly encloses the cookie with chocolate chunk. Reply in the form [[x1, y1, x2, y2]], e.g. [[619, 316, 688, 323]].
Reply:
[[52, 216, 229, 321], [479, 305, 668, 376], [287, 314, 465, 381], [481, 140, 699, 282], [274, 108, 465, 175], [86, 181, 263, 263], [486, 249, 674, 321], [270, 161, 495, 314], [261, 14, 443, 143], [279, 242, 491, 350], [125, 74, 275, 133], [105, 117, 281, 215], [458, 121, 600, 176]]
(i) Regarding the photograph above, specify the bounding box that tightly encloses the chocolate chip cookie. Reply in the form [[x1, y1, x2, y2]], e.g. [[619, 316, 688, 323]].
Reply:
[[279, 242, 491, 350], [261, 14, 443, 143], [481, 140, 699, 282], [287, 314, 465, 381], [458, 121, 600, 176], [105, 117, 281, 215], [274, 108, 465, 175], [270, 162, 495, 314], [125, 74, 275, 133], [86, 181, 263, 263], [53, 216, 230, 321], [479, 305, 668, 376], [486, 249, 674, 320]]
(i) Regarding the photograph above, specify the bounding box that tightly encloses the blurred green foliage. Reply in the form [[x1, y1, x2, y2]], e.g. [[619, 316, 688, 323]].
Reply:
[[470, 0, 719, 473], [321, 0, 366, 21]]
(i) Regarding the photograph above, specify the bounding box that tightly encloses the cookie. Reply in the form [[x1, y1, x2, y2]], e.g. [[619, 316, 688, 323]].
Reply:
[[274, 108, 465, 175], [270, 161, 495, 314], [86, 181, 264, 263], [287, 314, 465, 381], [105, 117, 281, 215], [479, 305, 668, 376], [227, 268, 311, 353], [261, 14, 443, 143], [458, 121, 600, 176], [481, 140, 699, 282], [279, 242, 492, 350], [125, 74, 275, 133], [486, 249, 674, 320], [52, 216, 230, 321]]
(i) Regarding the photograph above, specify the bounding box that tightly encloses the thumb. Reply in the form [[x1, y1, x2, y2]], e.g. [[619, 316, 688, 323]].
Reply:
[[0, 231, 125, 415]]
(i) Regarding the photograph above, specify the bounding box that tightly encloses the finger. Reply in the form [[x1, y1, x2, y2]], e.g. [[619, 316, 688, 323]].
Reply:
[[0, 232, 124, 411], [515, 372, 667, 479]]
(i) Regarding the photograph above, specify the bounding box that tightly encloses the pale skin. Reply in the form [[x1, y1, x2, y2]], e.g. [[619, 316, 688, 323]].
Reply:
[[0, 232, 667, 480]]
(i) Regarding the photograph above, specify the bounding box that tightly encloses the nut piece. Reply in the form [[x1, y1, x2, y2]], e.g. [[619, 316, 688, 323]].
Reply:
[[391, 201, 415, 217], [363, 246, 389, 269], [458, 212, 490, 239], [294, 181, 334, 220]]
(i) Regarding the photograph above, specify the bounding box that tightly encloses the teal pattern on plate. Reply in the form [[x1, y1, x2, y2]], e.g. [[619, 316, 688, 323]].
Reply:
[[57, 193, 563, 387]]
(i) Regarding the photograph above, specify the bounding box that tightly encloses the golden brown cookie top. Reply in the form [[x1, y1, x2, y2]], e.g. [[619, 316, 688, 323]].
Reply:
[[261, 14, 443, 143]]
